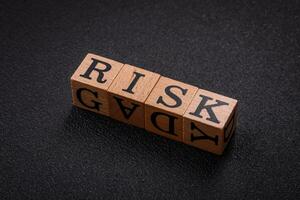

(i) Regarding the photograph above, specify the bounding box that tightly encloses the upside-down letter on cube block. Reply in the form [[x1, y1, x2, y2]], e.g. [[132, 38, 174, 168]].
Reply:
[[108, 64, 161, 128], [71, 53, 124, 116], [183, 88, 238, 155], [145, 77, 198, 142]]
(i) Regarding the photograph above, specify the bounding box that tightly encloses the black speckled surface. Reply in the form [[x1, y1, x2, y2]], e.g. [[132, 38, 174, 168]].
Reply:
[[1, 0, 299, 199]]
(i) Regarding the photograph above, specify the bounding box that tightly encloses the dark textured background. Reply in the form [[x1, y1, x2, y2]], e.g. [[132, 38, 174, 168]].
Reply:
[[1, 0, 299, 199]]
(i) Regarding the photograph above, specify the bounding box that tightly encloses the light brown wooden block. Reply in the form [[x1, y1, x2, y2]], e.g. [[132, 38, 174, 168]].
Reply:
[[108, 64, 161, 128], [145, 77, 198, 142], [183, 88, 238, 155], [71, 53, 124, 116]]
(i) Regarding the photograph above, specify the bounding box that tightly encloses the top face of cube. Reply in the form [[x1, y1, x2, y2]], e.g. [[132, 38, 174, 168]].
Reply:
[[183, 88, 238, 129], [145, 76, 198, 116], [108, 64, 161, 103], [71, 53, 124, 90]]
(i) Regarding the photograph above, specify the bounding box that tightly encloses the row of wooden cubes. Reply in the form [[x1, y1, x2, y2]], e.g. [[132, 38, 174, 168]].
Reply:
[[71, 53, 238, 155]]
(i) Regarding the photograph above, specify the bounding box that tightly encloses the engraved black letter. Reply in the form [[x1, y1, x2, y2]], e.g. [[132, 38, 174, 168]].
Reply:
[[76, 88, 102, 110], [156, 85, 187, 108], [151, 112, 178, 135], [190, 122, 218, 145], [113, 96, 140, 119], [122, 72, 145, 94], [80, 58, 112, 83], [189, 95, 229, 124]]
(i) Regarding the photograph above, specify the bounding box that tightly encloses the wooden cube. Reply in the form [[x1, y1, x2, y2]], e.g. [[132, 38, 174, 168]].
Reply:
[[183, 88, 238, 155], [145, 77, 198, 142], [108, 64, 161, 128], [71, 53, 124, 116]]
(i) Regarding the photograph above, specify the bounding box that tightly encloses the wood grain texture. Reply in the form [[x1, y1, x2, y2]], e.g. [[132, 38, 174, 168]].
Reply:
[[71, 53, 124, 116], [145, 77, 198, 142], [183, 88, 238, 155], [108, 64, 160, 128]]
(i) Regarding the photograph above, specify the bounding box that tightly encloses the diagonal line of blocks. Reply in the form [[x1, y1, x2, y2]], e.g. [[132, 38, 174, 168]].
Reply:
[[70, 53, 238, 155]]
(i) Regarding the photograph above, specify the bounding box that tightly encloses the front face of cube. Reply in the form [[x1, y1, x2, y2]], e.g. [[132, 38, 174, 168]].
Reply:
[[145, 105, 183, 142], [183, 89, 238, 155], [108, 94, 145, 128], [71, 80, 110, 116], [107, 64, 161, 128], [183, 118, 225, 155], [145, 77, 198, 142], [71, 53, 124, 116]]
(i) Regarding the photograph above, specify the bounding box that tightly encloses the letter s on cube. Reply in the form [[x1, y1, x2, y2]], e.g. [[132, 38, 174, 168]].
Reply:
[[71, 53, 124, 116]]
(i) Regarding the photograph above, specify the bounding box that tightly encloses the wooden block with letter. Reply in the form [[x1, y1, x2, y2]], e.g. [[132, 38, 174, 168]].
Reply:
[[144, 77, 198, 142], [108, 64, 161, 128], [183, 88, 238, 155], [71, 53, 124, 116]]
